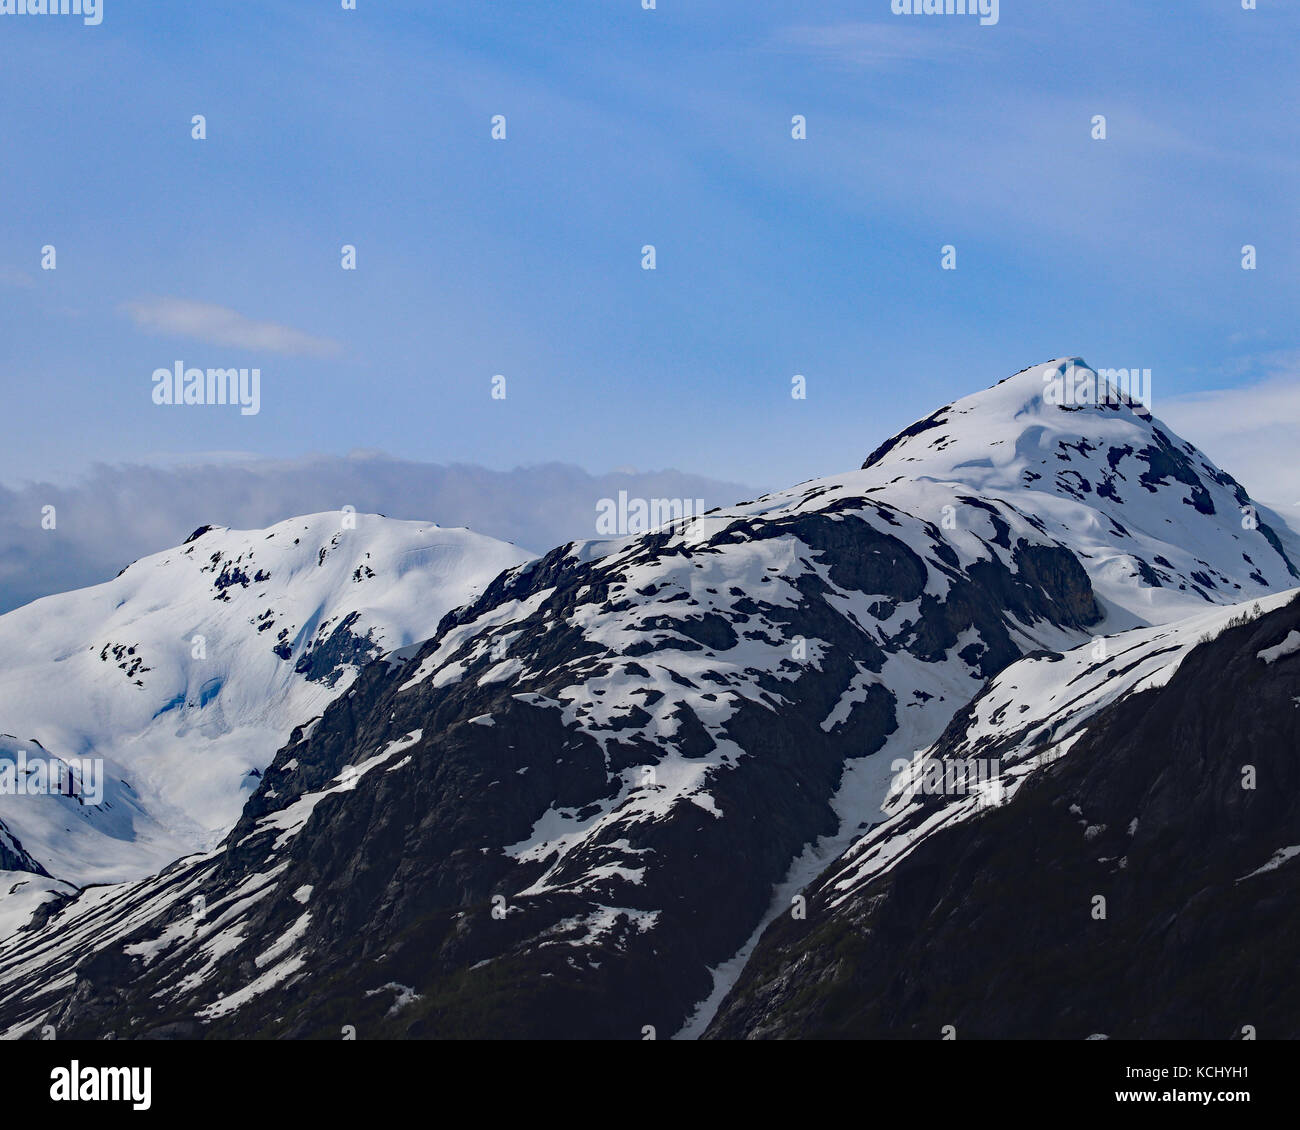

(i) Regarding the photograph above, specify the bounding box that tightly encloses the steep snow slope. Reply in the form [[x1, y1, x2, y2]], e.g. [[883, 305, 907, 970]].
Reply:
[[0, 512, 532, 889], [0, 872, 75, 944], [0, 735, 186, 889]]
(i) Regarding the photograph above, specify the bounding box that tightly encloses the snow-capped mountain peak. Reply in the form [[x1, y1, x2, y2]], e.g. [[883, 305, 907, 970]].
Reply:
[[862, 357, 1298, 626], [863, 358, 1156, 478], [0, 512, 532, 889]]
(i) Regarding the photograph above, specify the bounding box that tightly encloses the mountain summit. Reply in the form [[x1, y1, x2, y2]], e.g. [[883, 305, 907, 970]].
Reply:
[[863, 358, 1298, 625]]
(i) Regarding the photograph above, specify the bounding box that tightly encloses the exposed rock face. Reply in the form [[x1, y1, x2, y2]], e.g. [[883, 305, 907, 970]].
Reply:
[[0, 823, 47, 876]]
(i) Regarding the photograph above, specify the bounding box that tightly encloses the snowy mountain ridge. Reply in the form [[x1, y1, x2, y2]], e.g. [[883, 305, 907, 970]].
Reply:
[[0, 512, 532, 893], [1, 357, 1298, 1039]]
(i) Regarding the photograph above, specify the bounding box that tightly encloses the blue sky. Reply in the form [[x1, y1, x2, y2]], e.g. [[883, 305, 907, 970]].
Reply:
[[1, 0, 1296, 497]]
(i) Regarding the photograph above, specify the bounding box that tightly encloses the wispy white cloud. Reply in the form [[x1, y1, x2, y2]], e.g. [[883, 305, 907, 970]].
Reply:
[[0, 265, 36, 289], [773, 22, 978, 67], [122, 297, 343, 358], [0, 455, 754, 614], [1160, 351, 1300, 514]]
